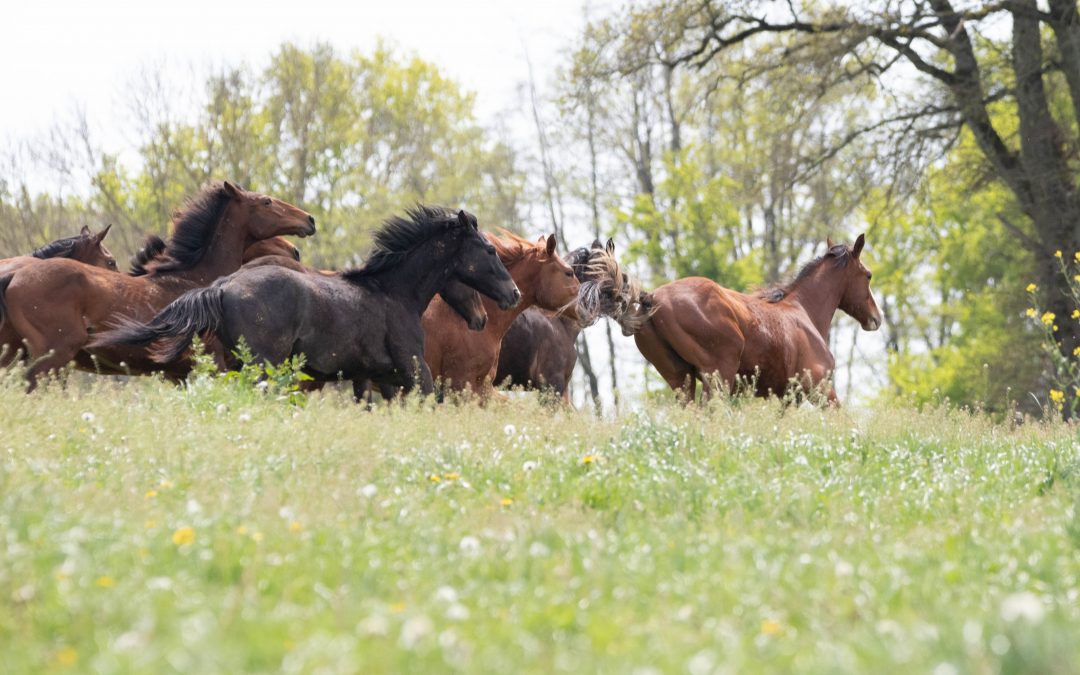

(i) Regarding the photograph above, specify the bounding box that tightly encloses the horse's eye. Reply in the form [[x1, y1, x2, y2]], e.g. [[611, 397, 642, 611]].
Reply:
[[262, 197, 272, 206]]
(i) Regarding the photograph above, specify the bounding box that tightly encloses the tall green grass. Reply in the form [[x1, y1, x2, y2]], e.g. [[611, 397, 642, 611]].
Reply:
[[1, 372, 1078, 673]]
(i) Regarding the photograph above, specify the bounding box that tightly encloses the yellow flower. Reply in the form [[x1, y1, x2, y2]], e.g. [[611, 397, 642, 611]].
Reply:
[[144, 490, 157, 499], [1026, 283, 1038, 293], [429, 474, 441, 483], [251, 531, 264, 543], [171, 526, 195, 546], [1055, 250, 1063, 258], [95, 575, 115, 588], [1073, 310, 1080, 319], [1041, 311, 1056, 326], [1075, 251, 1080, 263], [1050, 389, 1065, 406], [390, 602, 407, 613], [581, 455, 598, 465], [761, 619, 782, 636], [289, 521, 302, 533], [1074, 346, 1080, 357], [54, 647, 78, 667], [1075, 274, 1080, 283], [501, 497, 514, 507], [445, 472, 460, 481], [144, 519, 156, 529], [1026, 308, 1037, 318]]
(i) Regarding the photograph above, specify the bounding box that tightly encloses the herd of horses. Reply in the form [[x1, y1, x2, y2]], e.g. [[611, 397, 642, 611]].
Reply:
[[0, 181, 882, 405]]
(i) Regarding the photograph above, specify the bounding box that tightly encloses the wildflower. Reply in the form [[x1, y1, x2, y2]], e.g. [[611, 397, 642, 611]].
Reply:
[[1050, 389, 1065, 407], [581, 455, 599, 465], [501, 497, 514, 507], [1041, 312, 1056, 326], [236, 525, 248, 536], [1026, 308, 1037, 318], [429, 474, 441, 483], [159, 479, 174, 489], [1001, 592, 1046, 623], [445, 472, 460, 481], [1055, 250, 1063, 259], [390, 602, 407, 613], [144, 490, 157, 499], [522, 460, 538, 472], [760, 619, 782, 636], [171, 526, 195, 546], [359, 483, 378, 498], [1075, 274, 1080, 283], [1074, 345, 1080, 357], [95, 575, 115, 588], [54, 647, 78, 667], [144, 519, 156, 529], [289, 521, 302, 533], [1075, 251, 1080, 263], [1026, 283, 1038, 293], [1073, 310, 1080, 320], [503, 423, 516, 436], [80, 412, 95, 423], [251, 531, 264, 543]]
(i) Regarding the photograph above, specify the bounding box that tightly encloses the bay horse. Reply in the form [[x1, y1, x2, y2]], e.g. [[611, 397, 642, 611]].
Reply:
[[0, 181, 315, 389], [91, 206, 518, 398], [421, 231, 586, 397], [494, 239, 640, 401], [0, 226, 117, 366], [631, 234, 881, 403]]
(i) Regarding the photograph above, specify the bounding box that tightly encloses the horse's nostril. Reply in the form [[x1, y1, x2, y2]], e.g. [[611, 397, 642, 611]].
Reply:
[[308, 215, 316, 226]]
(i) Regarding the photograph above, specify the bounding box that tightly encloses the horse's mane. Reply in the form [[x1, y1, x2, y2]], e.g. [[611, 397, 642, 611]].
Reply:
[[758, 244, 853, 303], [490, 229, 547, 267], [30, 232, 94, 260], [341, 205, 467, 283], [150, 182, 232, 275], [128, 235, 168, 276]]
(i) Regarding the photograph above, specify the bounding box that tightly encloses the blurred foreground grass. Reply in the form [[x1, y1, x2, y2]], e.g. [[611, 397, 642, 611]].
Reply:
[[1, 372, 1078, 673]]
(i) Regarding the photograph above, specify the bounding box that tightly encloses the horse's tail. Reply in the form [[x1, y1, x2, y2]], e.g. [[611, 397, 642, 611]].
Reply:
[[0, 273, 13, 331], [88, 284, 227, 364]]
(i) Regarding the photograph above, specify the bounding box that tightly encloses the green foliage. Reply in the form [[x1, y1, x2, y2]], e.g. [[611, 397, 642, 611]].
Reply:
[[184, 337, 313, 408]]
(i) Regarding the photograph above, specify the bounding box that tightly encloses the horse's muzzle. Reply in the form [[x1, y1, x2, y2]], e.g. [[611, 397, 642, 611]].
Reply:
[[864, 315, 882, 331], [498, 286, 521, 310]]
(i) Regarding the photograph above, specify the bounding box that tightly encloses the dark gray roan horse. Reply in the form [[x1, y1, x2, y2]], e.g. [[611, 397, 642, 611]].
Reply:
[[92, 206, 520, 398]]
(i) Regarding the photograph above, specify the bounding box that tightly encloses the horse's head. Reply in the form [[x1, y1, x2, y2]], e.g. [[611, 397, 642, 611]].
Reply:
[[833, 234, 883, 332], [439, 277, 488, 331], [528, 234, 581, 318], [453, 211, 520, 310], [72, 224, 118, 270], [242, 236, 301, 263], [222, 181, 316, 241]]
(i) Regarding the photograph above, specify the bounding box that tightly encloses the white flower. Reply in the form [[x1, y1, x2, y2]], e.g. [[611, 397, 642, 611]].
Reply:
[[434, 586, 458, 603], [359, 484, 378, 498], [1000, 592, 1045, 623], [399, 615, 433, 649], [522, 460, 538, 472], [459, 536, 481, 554], [215, 403, 228, 414], [503, 424, 516, 436], [238, 413, 252, 423], [446, 603, 469, 621], [529, 541, 551, 557], [81, 412, 95, 423]]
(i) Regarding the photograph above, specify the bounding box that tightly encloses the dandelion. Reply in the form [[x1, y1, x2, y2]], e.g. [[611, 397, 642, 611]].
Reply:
[[289, 521, 302, 533], [429, 474, 442, 483], [444, 472, 460, 481], [144, 519, 156, 529], [144, 490, 157, 499], [760, 619, 782, 636], [95, 575, 115, 588], [236, 525, 248, 536], [501, 497, 514, 507], [522, 460, 538, 472], [80, 412, 95, 423], [1026, 308, 1037, 318], [1026, 283, 1038, 293], [251, 531, 264, 543], [1073, 310, 1080, 319], [1041, 311, 1056, 326], [1055, 250, 1063, 259], [171, 526, 195, 546], [54, 647, 78, 667], [1075, 251, 1080, 263], [503, 423, 516, 436], [581, 455, 598, 465], [1074, 345, 1080, 357], [390, 602, 407, 613], [1050, 389, 1065, 408]]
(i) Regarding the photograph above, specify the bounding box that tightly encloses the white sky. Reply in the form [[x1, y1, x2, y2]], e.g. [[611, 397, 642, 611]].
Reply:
[[2, 0, 594, 147]]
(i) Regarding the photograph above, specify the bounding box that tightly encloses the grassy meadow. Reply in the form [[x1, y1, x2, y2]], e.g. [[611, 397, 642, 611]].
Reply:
[[1, 371, 1079, 673]]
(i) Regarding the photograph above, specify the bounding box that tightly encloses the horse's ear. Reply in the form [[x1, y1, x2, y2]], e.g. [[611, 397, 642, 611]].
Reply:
[[95, 224, 112, 243], [606, 238, 615, 255], [591, 238, 603, 249], [852, 233, 865, 258], [826, 236, 835, 250], [223, 181, 241, 198], [80, 225, 91, 235], [545, 233, 557, 257], [457, 210, 469, 228]]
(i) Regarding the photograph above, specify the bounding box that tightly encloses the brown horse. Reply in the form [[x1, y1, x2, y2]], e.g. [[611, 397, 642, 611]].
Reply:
[[631, 235, 882, 403], [0, 226, 117, 365], [422, 231, 582, 396], [0, 181, 315, 389]]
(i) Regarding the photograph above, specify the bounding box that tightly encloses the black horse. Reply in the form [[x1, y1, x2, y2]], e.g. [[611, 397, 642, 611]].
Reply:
[[92, 206, 519, 397]]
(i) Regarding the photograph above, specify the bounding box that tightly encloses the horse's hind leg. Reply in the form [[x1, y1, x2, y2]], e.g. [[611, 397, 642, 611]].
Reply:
[[634, 319, 697, 400], [22, 325, 87, 392]]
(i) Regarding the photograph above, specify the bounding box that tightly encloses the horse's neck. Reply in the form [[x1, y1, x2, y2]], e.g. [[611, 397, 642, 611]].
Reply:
[[787, 273, 845, 340], [378, 242, 455, 314], [165, 209, 247, 285]]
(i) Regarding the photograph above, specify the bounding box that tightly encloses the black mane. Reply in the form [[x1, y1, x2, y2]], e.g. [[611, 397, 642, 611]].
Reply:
[[759, 244, 852, 303], [341, 205, 468, 283], [128, 235, 168, 276], [150, 183, 233, 274], [30, 232, 94, 260]]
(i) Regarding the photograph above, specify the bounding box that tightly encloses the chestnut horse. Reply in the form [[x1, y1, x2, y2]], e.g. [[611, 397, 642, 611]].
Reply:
[[632, 235, 882, 403], [421, 231, 583, 396], [92, 207, 518, 398], [0, 226, 118, 365], [0, 181, 315, 389], [494, 239, 640, 401]]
